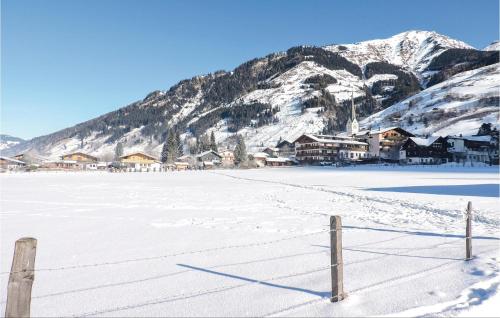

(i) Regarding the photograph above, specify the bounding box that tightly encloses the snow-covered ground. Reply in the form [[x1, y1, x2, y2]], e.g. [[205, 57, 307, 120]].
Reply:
[[361, 63, 500, 137], [0, 167, 499, 317]]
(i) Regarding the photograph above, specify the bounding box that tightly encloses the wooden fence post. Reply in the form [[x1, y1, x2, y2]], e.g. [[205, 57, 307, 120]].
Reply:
[[330, 216, 345, 302], [5, 237, 37, 318], [466, 202, 472, 260]]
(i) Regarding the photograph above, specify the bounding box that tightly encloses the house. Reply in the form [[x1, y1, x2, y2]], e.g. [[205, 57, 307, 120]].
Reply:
[[61, 152, 98, 162], [174, 162, 190, 171], [262, 147, 279, 158], [252, 152, 269, 167], [195, 150, 222, 169], [13, 153, 46, 166], [355, 127, 413, 161], [446, 135, 492, 164], [96, 162, 109, 170], [276, 140, 295, 157], [61, 152, 99, 170], [294, 134, 369, 164], [42, 160, 79, 170], [177, 154, 196, 166], [120, 152, 161, 172], [265, 157, 295, 167], [0, 156, 27, 171], [400, 136, 449, 164], [219, 150, 235, 166]]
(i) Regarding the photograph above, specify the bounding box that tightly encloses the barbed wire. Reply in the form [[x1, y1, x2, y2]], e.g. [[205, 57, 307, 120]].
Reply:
[[74, 264, 334, 317], [1, 228, 341, 275]]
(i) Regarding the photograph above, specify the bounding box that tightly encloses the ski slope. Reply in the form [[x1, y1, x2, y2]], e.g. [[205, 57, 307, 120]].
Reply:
[[0, 167, 499, 316]]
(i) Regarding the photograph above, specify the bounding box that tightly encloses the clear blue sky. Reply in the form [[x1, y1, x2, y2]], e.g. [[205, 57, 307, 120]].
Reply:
[[2, 0, 498, 139]]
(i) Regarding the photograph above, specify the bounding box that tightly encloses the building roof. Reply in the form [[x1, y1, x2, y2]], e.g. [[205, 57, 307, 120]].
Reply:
[[62, 152, 98, 161], [0, 156, 27, 165], [196, 150, 222, 158], [356, 126, 414, 137], [276, 140, 294, 147], [447, 135, 492, 142], [263, 147, 279, 152], [298, 134, 368, 146], [120, 152, 159, 161], [252, 152, 269, 158], [266, 157, 292, 163], [409, 136, 440, 147]]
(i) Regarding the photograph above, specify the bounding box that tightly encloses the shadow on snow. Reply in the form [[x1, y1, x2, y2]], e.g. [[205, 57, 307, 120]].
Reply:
[[364, 183, 499, 198]]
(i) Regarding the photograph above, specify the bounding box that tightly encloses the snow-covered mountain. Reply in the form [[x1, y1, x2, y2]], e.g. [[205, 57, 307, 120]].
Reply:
[[361, 63, 499, 136], [0, 134, 24, 152], [484, 41, 500, 51], [324, 30, 472, 74], [4, 31, 499, 159]]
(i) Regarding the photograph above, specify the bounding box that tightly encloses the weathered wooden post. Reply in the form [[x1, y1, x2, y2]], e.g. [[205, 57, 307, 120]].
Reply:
[[5, 237, 37, 318], [466, 202, 472, 260], [330, 216, 345, 302]]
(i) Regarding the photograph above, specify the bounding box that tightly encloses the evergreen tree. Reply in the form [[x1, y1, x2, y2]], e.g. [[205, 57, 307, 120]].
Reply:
[[114, 142, 124, 160], [175, 130, 184, 156], [234, 135, 247, 165], [423, 117, 429, 128], [198, 134, 210, 152], [210, 131, 218, 153], [166, 128, 178, 163], [160, 141, 169, 163]]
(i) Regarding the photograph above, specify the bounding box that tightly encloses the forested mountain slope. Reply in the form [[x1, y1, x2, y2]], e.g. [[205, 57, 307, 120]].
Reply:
[[3, 31, 498, 158]]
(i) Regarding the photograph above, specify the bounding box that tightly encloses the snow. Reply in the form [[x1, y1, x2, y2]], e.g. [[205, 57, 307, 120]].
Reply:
[[324, 30, 473, 73], [207, 61, 369, 152], [365, 74, 398, 87], [361, 63, 500, 137], [1, 167, 499, 317], [483, 41, 500, 51], [409, 136, 440, 146]]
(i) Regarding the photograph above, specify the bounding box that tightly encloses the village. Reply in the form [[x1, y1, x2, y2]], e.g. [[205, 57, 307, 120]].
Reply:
[[1, 99, 498, 173]]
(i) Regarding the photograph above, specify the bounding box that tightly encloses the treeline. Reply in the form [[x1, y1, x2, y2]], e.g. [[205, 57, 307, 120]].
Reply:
[[303, 74, 337, 89], [364, 62, 421, 109], [425, 49, 499, 87]]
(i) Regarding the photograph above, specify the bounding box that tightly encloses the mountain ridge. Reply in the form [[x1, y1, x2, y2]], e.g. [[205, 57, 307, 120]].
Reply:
[[3, 30, 499, 159]]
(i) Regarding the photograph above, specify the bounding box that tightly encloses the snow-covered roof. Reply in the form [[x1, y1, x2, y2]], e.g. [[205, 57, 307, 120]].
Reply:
[[264, 147, 279, 152], [410, 136, 440, 147], [120, 152, 159, 161], [303, 134, 368, 146], [0, 156, 27, 165], [196, 150, 221, 158], [277, 140, 293, 147], [446, 135, 493, 141], [253, 152, 269, 158], [45, 160, 78, 164], [62, 152, 98, 161], [266, 157, 292, 163], [356, 126, 399, 135]]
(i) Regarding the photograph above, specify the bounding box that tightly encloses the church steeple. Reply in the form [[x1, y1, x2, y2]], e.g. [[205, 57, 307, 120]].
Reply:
[[351, 92, 356, 121], [346, 92, 359, 136]]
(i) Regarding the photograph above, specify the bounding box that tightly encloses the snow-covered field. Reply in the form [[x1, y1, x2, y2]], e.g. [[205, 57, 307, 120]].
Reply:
[[1, 167, 499, 317]]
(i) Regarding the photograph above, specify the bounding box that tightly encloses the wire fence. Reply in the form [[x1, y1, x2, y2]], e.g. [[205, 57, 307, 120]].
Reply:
[[3, 205, 482, 317]]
